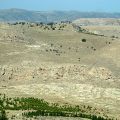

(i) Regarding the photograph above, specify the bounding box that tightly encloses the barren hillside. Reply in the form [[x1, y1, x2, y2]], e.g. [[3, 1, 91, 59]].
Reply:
[[0, 22, 120, 119]]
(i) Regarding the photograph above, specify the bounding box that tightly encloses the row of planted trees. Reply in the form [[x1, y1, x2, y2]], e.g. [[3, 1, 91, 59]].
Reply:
[[23, 110, 108, 120], [0, 94, 114, 120]]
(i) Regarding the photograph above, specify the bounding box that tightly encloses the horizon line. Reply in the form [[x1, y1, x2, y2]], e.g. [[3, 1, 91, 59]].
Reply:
[[0, 8, 120, 14]]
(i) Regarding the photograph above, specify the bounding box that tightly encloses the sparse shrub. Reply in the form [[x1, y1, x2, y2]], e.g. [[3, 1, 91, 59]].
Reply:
[[52, 27, 55, 30], [82, 39, 87, 42], [51, 43, 53, 47], [21, 22, 26, 25], [111, 35, 118, 38], [47, 22, 54, 26]]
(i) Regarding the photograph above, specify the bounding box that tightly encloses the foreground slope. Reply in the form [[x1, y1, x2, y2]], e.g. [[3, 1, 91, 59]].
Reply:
[[0, 22, 120, 119]]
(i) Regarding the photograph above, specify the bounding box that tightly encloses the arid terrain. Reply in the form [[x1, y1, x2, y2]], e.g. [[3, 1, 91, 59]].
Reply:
[[0, 20, 120, 119]]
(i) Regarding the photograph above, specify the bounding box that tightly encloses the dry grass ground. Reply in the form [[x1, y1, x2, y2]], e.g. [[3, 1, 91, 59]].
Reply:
[[0, 22, 120, 119]]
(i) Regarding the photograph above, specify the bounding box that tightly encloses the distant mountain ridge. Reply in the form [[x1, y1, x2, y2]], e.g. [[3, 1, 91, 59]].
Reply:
[[0, 8, 120, 23]]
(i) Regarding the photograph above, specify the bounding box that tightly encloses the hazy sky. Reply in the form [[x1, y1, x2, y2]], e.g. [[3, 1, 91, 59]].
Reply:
[[0, 0, 119, 12]]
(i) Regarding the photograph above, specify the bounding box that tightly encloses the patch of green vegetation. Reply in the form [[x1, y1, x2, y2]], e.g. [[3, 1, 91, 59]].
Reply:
[[0, 95, 8, 120], [0, 94, 114, 120], [0, 110, 8, 120]]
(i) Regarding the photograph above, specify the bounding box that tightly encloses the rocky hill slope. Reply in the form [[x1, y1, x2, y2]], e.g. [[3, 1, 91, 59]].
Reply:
[[0, 22, 120, 119]]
